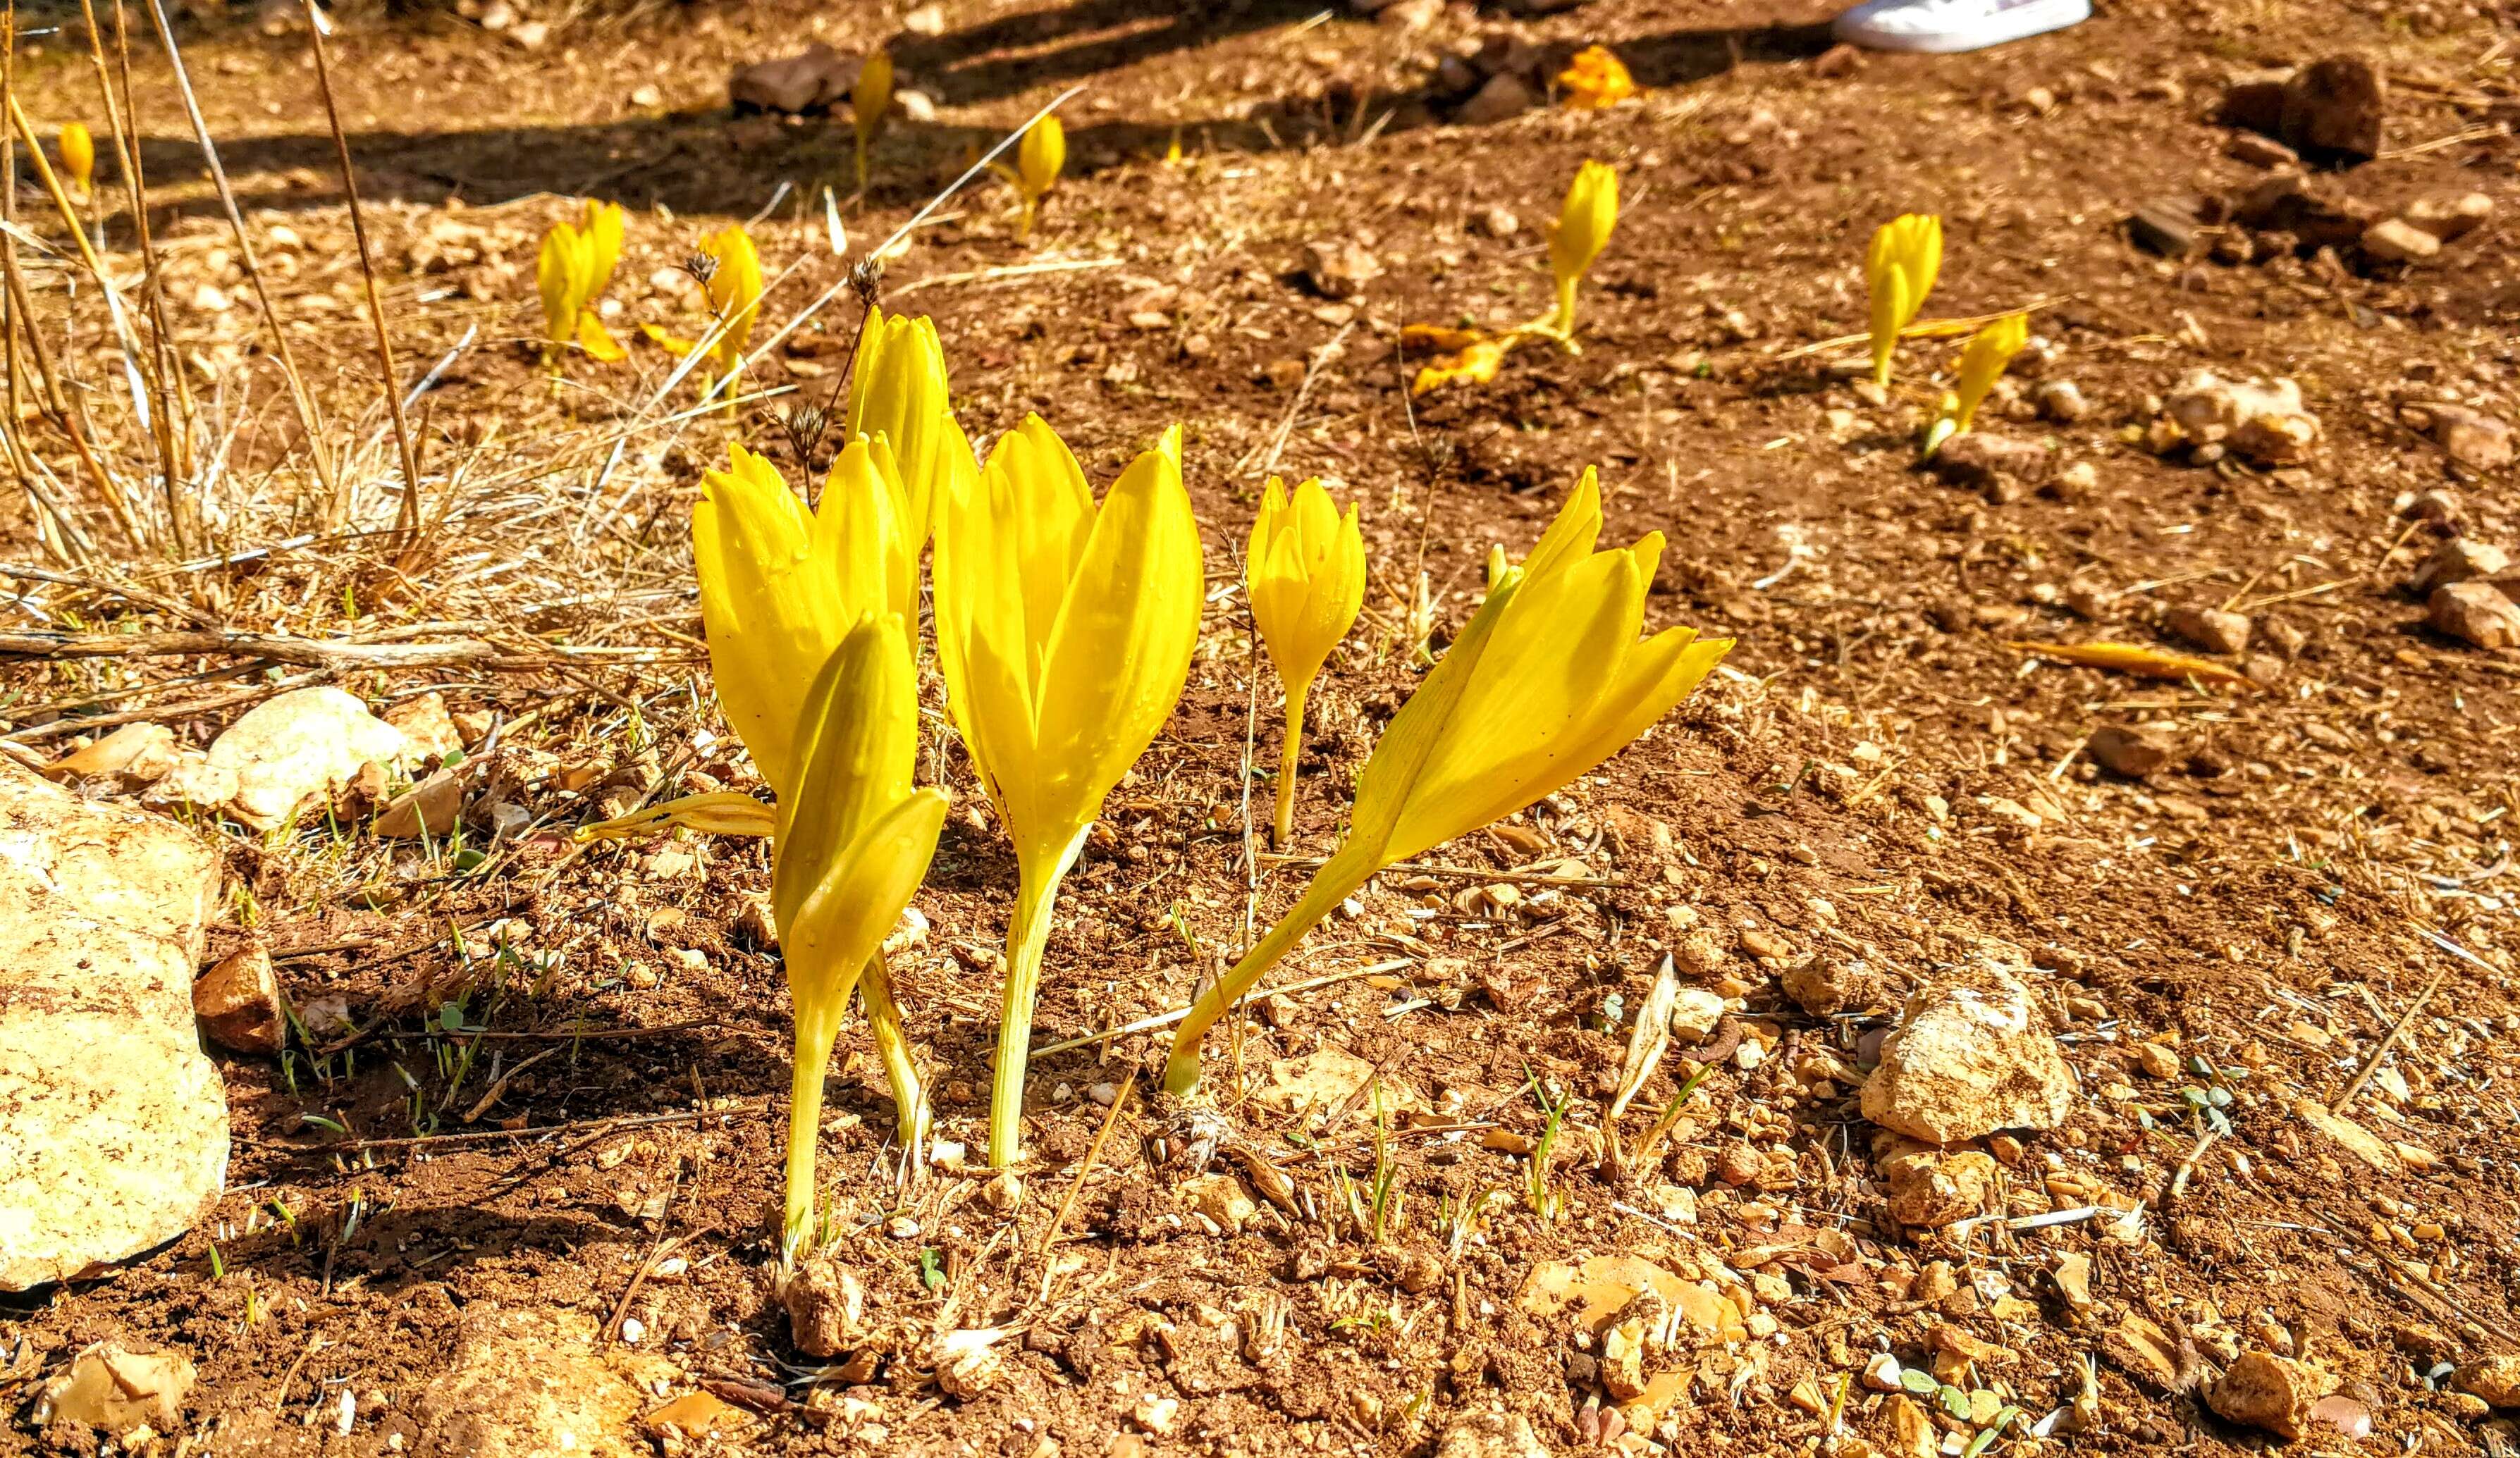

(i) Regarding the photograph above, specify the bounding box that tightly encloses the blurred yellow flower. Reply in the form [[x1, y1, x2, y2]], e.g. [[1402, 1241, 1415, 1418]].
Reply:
[[534, 199, 627, 371], [1924, 311, 2029, 455], [57, 123, 93, 194], [853, 48, 893, 192], [1545, 160, 1618, 344], [1865, 213, 1942, 387], [1247, 477, 1365, 847], [1015, 113, 1064, 240], [641, 223, 763, 411], [1557, 46, 1635, 109], [844, 307, 975, 541]]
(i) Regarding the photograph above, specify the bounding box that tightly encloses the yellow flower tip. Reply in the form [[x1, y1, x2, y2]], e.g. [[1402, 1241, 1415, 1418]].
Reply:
[[58, 123, 93, 191], [1947, 311, 2030, 435], [856, 48, 895, 137], [1019, 113, 1066, 200], [1864, 211, 1942, 385], [1556, 45, 1636, 109], [1155, 421, 1184, 466]]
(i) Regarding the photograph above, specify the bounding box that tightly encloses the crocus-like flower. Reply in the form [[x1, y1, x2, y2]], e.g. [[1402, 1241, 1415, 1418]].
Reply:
[[1248, 477, 1365, 848], [644, 224, 764, 410], [1865, 213, 1942, 387], [57, 123, 92, 194], [1557, 46, 1636, 109], [844, 307, 975, 540], [1162, 468, 1731, 1096], [1924, 311, 2029, 456], [854, 48, 893, 192], [933, 417, 1203, 1166], [766, 612, 947, 1264], [1544, 161, 1618, 345], [534, 200, 627, 371], [1015, 113, 1064, 240]]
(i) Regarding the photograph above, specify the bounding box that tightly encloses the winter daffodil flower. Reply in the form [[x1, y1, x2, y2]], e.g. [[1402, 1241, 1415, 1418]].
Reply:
[[535, 199, 627, 373], [1014, 113, 1064, 240], [576, 438, 937, 1245], [1539, 161, 1618, 347], [1162, 468, 1731, 1096], [1557, 46, 1636, 109], [933, 419, 1203, 1166], [854, 48, 893, 192], [845, 307, 975, 540], [1248, 477, 1364, 847], [642, 223, 763, 412], [1923, 310, 2028, 457], [1865, 212, 1942, 387], [56, 122, 92, 194]]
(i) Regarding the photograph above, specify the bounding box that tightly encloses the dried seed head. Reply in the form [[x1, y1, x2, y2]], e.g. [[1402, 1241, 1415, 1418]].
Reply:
[[849, 256, 885, 306], [682, 252, 720, 286]]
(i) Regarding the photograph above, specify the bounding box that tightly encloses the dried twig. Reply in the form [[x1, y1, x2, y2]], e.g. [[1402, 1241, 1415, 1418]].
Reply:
[[1043, 1072, 1133, 1252]]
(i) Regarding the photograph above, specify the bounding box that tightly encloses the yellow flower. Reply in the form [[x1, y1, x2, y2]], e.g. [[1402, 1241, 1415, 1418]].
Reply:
[[932, 417, 1204, 1165], [1925, 311, 2029, 455], [642, 224, 763, 409], [854, 48, 893, 191], [692, 438, 916, 799], [534, 200, 627, 370], [1410, 335, 1513, 395], [844, 307, 976, 540], [57, 123, 92, 194], [1016, 113, 1064, 240], [1865, 213, 1942, 387], [767, 612, 947, 1264], [1163, 468, 1731, 1095], [1545, 161, 1618, 344], [1247, 477, 1365, 848], [1557, 46, 1636, 109]]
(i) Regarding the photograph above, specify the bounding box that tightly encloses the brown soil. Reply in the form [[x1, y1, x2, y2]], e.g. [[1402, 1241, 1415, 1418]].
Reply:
[[4, 0, 2519, 1454]]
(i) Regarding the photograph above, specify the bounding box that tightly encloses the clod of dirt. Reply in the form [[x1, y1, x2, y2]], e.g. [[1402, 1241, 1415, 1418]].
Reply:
[[411, 1306, 669, 1457], [2225, 132, 2300, 169], [782, 1259, 866, 1358], [2405, 192, 2494, 244], [204, 686, 408, 830], [1874, 1134, 1998, 1229], [2428, 582, 2520, 650], [2160, 371, 2321, 466], [1435, 1409, 1552, 1458], [44, 722, 178, 789], [2454, 1357, 2520, 1409], [2086, 724, 2177, 779], [1299, 240, 1383, 300], [728, 43, 862, 116], [933, 1329, 1007, 1400], [1456, 73, 1537, 125], [2409, 537, 2510, 595], [2036, 380, 2089, 423], [2278, 55, 2387, 160], [1926, 433, 2053, 493], [1781, 958, 1882, 1016], [1253, 1046, 1423, 1122], [1180, 1172, 1258, 1235], [643, 1391, 749, 1441], [2165, 605, 2251, 656], [1858, 960, 2075, 1144], [30, 1343, 195, 1437], [0, 761, 226, 1292], [2229, 173, 2373, 249], [1519, 1254, 1738, 1339], [2206, 1350, 2337, 1439], [2106, 1313, 2192, 1393], [387, 691, 469, 762], [193, 942, 283, 1056]]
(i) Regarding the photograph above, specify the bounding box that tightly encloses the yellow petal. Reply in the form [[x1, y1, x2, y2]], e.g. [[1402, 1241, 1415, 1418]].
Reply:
[[581, 199, 625, 297], [577, 310, 625, 362], [1028, 428, 1203, 857], [57, 122, 93, 191], [780, 786, 947, 1023], [773, 613, 922, 937], [1950, 311, 2029, 433], [537, 223, 586, 347], [1549, 161, 1619, 297], [1868, 265, 1910, 387], [640, 321, 699, 357], [574, 790, 777, 842], [843, 307, 964, 539], [1556, 46, 1636, 109], [812, 434, 919, 625], [1248, 478, 1364, 698], [1410, 338, 1510, 395], [705, 224, 764, 369], [694, 445, 836, 799], [854, 48, 895, 144]]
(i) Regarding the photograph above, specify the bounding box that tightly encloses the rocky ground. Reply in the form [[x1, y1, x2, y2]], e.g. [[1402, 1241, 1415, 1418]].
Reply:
[[2, 0, 2519, 1454]]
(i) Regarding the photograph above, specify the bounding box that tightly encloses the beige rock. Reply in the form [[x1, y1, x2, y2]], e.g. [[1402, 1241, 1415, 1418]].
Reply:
[[1884, 1394, 1936, 1458], [2430, 581, 2520, 650], [2293, 1099, 2401, 1173], [1876, 1136, 1998, 1228], [2410, 537, 2509, 594], [2163, 371, 2320, 466], [1860, 960, 2075, 1144], [644, 1390, 749, 1439], [933, 1328, 1006, 1400], [1782, 958, 1881, 1015], [386, 691, 468, 761], [47, 722, 179, 786], [2360, 218, 2439, 264], [2108, 1313, 2185, 1391], [1600, 1317, 1649, 1400], [2406, 192, 2493, 243], [137, 750, 238, 815], [375, 767, 469, 839], [2165, 605, 2251, 655], [1181, 1172, 1258, 1235], [1436, 1410, 1551, 1458], [0, 762, 225, 1290], [195, 943, 283, 1056], [1668, 987, 1726, 1042], [1253, 1046, 1422, 1122], [2419, 404, 2514, 474], [2454, 1356, 2520, 1408], [411, 1305, 670, 1457], [2208, 1350, 2335, 1438], [1520, 1254, 1735, 1338], [2086, 724, 2175, 778], [1456, 72, 1536, 124], [206, 687, 407, 829], [2136, 1042, 2181, 1078], [30, 1343, 195, 1436], [1300, 240, 1383, 299]]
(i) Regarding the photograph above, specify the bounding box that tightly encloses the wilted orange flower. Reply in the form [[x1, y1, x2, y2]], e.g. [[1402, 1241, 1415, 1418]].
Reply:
[[1557, 46, 1635, 109]]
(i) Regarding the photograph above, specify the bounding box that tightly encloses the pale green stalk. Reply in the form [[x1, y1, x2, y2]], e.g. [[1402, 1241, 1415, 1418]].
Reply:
[[782, 989, 853, 1264], [1161, 845, 1377, 1096], [1272, 678, 1309, 849], [860, 951, 928, 1154], [988, 827, 1088, 1166]]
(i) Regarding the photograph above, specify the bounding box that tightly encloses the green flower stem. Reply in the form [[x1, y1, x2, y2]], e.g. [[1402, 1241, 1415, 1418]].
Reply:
[[1554, 276, 1579, 339], [1161, 846, 1380, 1096], [988, 827, 1089, 1168], [1271, 677, 1310, 851], [859, 951, 929, 1155], [781, 997, 847, 1268]]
